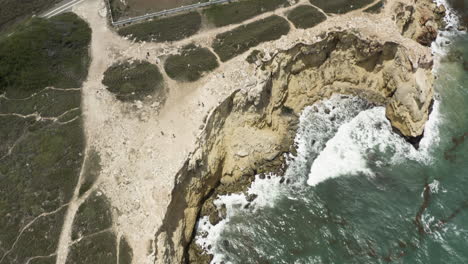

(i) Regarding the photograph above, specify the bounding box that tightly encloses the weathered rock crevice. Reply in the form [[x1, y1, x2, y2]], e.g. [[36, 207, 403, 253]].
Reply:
[[154, 29, 436, 263], [393, 0, 446, 46]]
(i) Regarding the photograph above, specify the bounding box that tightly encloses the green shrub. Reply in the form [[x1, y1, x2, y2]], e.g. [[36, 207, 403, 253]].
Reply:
[[164, 44, 219, 82], [117, 12, 201, 42], [204, 0, 289, 27], [287, 5, 327, 29], [246, 49, 262, 64], [102, 60, 165, 102], [212, 15, 290, 62], [0, 13, 91, 99]]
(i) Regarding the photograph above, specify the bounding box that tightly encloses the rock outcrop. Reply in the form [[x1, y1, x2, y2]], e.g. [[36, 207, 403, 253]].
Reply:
[[393, 0, 446, 46], [153, 29, 435, 263], [149, 0, 450, 262]]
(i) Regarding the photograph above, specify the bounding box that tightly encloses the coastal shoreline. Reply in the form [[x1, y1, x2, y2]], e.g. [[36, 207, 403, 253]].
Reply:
[[151, 0, 455, 262]]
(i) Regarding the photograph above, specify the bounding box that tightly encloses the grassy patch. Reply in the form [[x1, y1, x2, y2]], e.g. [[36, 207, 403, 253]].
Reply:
[[78, 149, 102, 196], [364, 1, 384, 13], [0, 13, 91, 99], [212, 15, 290, 62], [29, 256, 57, 264], [309, 0, 374, 14], [0, 115, 36, 158], [286, 5, 326, 29], [102, 60, 165, 102], [0, 119, 84, 251], [108, 0, 129, 21], [119, 236, 133, 264], [71, 191, 113, 240], [66, 231, 117, 264], [0, 0, 61, 32], [204, 0, 289, 27], [117, 12, 201, 42], [2, 206, 67, 263], [164, 44, 219, 82], [0, 12, 89, 263], [0, 89, 81, 117]]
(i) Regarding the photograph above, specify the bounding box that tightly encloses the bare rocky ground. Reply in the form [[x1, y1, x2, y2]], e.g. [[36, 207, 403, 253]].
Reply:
[[35, 0, 447, 263]]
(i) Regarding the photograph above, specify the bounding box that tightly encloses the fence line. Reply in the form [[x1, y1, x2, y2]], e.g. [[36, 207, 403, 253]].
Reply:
[[105, 0, 115, 25], [110, 0, 234, 27]]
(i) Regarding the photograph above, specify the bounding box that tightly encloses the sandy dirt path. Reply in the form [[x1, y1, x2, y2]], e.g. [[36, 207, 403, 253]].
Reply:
[[58, 0, 241, 263]]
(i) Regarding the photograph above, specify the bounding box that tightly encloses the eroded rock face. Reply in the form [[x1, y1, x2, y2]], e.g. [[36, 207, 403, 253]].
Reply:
[[393, 0, 446, 46], [262, 32, 434, 141], [153, 31, 435, 263]]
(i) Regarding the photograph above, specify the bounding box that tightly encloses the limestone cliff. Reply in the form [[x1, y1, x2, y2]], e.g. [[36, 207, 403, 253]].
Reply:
[[393, 0, 446, 46], [150, 0, 450, 263], [154, 28, 436, 263]]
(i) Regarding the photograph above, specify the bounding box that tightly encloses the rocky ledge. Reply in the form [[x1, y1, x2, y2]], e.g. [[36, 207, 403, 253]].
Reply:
[[153, 0, 446, 263]]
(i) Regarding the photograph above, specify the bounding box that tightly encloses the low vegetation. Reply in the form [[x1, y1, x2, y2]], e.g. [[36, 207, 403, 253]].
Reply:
[[117, 12, 201, 42], [108, 0, 129, 21], [119, 236, 134, 264], [286, 5, 327, 29], [0, 117, 84, 262], [212, 15, 290, 62], [72, 191, 113, 240], [67, 231, 117, 264], [309, 0, 374, 14], [164, 44, 219, 82], [0, 14, 89, 263], [0, 0, 61, 32], [1, 207, 68, 263], [29, 256, 56, 264], [364, 1, 384, 13], [246, 49, 262, 64], [102, 60, 165, 102], [0, 89, 81, 117], [0, 13, 91, 99], [204, 0, 289, 27]]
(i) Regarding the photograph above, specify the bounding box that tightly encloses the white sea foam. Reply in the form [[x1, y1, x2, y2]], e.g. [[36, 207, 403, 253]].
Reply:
[[195, 216, 228, 262], [195, 95, 371, 262], [431, 0, 465, 67], [429, 179, 441, 193], [197, 96, 442, 263], [307, 100, 441, 186]]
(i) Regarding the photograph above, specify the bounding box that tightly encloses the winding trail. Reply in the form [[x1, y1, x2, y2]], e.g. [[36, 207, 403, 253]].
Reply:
[[55, 150, 91, 264]]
